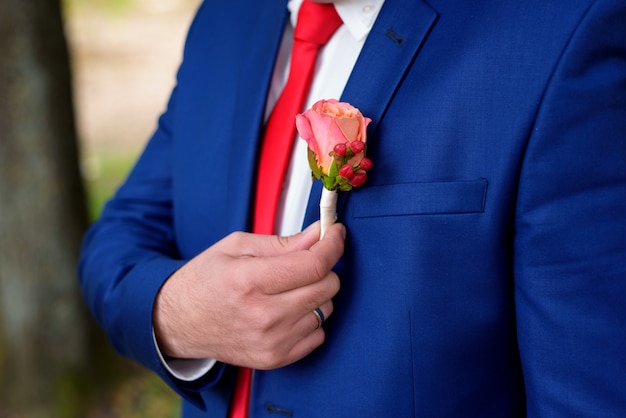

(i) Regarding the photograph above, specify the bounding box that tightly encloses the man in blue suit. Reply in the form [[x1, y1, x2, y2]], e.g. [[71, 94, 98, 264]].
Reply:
[[79, 0, 626, 416]]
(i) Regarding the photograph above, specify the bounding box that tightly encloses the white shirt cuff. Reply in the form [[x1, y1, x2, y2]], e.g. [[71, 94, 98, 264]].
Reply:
[[152, 328, 217, 381]]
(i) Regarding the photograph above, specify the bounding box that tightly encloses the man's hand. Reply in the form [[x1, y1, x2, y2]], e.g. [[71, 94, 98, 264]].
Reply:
[[153, 221, 345, 370]]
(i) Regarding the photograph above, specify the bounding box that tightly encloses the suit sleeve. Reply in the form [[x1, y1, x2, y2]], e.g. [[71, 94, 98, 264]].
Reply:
[[77, 2, 228, 410], [514, 0, 626, 415]]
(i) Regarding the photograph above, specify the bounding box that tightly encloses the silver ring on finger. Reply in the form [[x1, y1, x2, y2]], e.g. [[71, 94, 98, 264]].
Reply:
[[313, 307, 325, 329]]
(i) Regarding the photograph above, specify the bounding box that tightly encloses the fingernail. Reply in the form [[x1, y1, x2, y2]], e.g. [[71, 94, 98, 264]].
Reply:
[[338, 223, 346, 239], [302, 221, 320, 234]]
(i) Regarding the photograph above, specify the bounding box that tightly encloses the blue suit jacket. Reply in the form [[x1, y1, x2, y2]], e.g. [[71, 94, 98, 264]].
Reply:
[[79, 0, 626, 416]]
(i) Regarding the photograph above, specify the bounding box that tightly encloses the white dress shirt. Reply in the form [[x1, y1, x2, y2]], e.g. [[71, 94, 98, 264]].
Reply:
[[159, 0, 384, 381]]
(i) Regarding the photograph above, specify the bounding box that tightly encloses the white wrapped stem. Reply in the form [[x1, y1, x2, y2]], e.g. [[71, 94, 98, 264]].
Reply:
[[319, 188, 338, 240]]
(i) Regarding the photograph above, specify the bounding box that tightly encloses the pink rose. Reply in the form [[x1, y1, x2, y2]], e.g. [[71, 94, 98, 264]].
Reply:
[[296, 99, 371, 175]]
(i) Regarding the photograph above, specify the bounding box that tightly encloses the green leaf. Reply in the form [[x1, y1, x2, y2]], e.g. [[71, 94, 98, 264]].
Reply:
[[328, 159, 339, 178], [308, 148, 323, 180], [323, 176, 335, 190]]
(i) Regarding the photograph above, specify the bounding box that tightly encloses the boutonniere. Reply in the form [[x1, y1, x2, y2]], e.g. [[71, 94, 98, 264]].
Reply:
[[296, 99, 373, 239]]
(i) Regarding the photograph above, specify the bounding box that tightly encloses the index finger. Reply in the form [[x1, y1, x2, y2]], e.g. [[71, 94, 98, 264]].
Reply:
[[245, 223, 346, 295]]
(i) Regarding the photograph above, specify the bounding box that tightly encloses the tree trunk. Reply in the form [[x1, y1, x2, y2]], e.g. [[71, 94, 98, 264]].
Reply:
[[0, 0, 100, 415]]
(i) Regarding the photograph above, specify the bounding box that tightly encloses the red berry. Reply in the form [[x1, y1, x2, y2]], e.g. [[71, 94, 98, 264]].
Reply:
[[338, 164, 355, 179], [349, 141, 365, 154], [349, 171, 367, 187], [333, 143, 347, 157], [359, 157, 373, 171]]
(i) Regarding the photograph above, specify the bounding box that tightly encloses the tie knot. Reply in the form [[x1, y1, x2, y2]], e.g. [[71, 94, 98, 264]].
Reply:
[[294, 0, 343, 46]]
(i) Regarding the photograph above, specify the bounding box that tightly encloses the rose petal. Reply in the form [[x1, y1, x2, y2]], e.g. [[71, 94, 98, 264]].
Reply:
[[295, 113, 317, 155], [360, 117, 372, 143], [336, 116, 360, 143], [305, 111, 348, 173]]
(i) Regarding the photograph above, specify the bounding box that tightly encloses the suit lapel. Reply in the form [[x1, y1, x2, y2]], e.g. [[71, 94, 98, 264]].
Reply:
[[303, 0, 439, 228], [227, 2, 289, 232]]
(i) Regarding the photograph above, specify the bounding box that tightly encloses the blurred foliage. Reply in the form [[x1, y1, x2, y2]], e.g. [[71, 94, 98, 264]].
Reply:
[[63, 0, 192, 413], [105, 371, 181, 417], [63, 0, 133, 15], [83, 152, 136, 220], [85, 364, 181, 417]]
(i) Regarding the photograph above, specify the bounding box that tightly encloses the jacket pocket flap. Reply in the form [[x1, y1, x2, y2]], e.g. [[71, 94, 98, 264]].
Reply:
[[351, 179, 488, 218]]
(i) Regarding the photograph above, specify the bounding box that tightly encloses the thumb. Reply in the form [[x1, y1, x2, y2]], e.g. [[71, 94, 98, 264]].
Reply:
[[266, 221, 323, 256]]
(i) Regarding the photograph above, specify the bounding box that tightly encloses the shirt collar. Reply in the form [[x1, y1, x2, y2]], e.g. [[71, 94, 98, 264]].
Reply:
[[288, 0, 385, 42]]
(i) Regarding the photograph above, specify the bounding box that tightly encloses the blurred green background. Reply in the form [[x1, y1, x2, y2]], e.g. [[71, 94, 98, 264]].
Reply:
[[64, 0, 200, 221], [1, 0, 203, 415], [67, 0, 199, 415]]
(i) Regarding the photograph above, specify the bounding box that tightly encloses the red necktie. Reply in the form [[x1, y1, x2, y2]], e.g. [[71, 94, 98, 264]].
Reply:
[[252, 0, 343, 235], [229, 2, 342, 418]]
